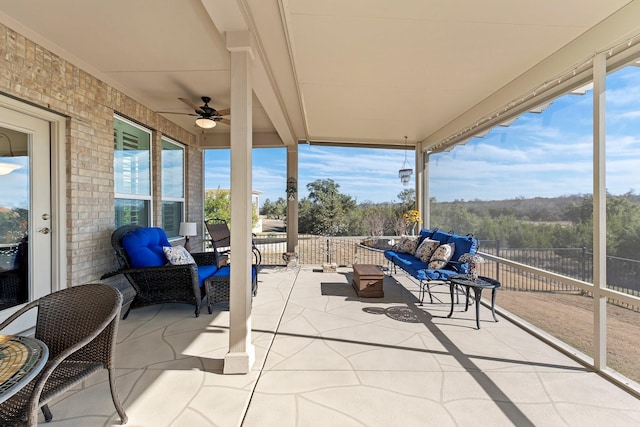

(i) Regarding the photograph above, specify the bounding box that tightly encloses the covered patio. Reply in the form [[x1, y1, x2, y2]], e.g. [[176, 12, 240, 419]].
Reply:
[[42, 266, 639, 426], [0, 1, 639, 423]]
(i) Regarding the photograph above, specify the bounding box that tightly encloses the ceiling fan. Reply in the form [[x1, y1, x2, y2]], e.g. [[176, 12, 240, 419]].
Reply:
[[159, 96, 230, 129]]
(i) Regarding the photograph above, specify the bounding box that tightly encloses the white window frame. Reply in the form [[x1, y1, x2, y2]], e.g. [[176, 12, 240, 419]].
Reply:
[[161, 136, 186, 240], [114, 115, 153, 227]]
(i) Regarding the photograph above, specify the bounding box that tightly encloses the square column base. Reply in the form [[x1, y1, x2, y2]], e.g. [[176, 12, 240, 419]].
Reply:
[[223, 345, 256, 374]]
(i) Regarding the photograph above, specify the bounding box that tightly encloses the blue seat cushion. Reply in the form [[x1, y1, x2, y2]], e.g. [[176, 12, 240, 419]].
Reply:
[[122, 227, 171, 268], [197, 265, 219, 287], [211, 265, 257, 280], [384, 250, 399, 262], [392, 252, 430, 279]]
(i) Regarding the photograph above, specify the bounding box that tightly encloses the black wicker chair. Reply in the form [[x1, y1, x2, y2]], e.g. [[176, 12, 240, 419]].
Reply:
[[104, 225, 218, 318], [0, 283, 127, 426]]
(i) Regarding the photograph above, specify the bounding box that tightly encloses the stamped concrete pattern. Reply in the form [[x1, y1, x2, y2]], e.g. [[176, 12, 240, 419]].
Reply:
[[43, 266, 639, 426]]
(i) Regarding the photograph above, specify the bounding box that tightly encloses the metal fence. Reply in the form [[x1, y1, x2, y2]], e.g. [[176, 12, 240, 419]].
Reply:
[[478, 240, 640, 310], [221, 234, 640, 310], [251, 234, 390, 267]]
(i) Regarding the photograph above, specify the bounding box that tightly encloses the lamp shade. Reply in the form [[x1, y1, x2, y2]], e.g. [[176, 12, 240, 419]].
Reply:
[[179, 222, 197, 237], [195, 117, 216, 129]]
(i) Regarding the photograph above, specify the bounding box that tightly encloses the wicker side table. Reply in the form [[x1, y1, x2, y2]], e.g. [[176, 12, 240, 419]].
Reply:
[[203, 266, 258, 314]]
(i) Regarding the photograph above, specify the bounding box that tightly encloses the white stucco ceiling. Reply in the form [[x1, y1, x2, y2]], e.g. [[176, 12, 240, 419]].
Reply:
[[0, 0, 636, 148]]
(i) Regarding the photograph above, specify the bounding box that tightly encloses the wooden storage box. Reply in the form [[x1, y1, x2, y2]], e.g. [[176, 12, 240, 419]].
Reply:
[[352, 264, 384, 298]]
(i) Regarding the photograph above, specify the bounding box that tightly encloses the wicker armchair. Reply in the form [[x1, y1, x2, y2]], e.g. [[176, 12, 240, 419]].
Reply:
[[105, 225, 217, 318], [0, 283, 127, 426]]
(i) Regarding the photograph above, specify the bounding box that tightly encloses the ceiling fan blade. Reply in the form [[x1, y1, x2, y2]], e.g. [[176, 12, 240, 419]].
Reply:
[[216, 108, 230, 116], [219, 118, 231, 125], [178, 97, 205, 114], [157, 111, 198, 116]]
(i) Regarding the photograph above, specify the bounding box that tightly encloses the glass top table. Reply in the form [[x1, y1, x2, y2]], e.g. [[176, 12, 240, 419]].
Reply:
[[0, 334, 49, 403], [447, 275, 501, 329]]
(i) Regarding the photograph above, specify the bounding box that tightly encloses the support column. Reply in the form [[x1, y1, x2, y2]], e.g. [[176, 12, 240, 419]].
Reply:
[[224, 31, 255, 374], [415, 142, 424, 227], [592, 52, 607, 370], [286, 145, 299, 258], [422, 151, 431, 228]]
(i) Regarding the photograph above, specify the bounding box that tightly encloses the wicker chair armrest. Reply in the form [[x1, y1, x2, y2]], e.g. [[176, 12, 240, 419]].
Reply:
[[121, 264, 201, 304], [0, 300, 39, 330], [100, 269, 123, 280], [119, 263, 197, 275]]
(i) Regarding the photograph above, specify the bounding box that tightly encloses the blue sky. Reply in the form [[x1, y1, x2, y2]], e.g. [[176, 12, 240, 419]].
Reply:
[[206, 65, 640, 206], [204, 145, 416, 206]]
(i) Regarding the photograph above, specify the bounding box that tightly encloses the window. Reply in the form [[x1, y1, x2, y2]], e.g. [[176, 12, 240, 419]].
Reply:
[[114, 116, 151, 227], [161, 137, 185, 238]]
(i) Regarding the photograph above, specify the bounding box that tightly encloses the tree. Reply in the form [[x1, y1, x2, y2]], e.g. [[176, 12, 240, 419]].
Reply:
[[360, 203, 390, 236], [298, 179, 356, 235], [204, 188, 259, 228], [396, 188, 415, 210], [261, 197, 287, 220], [0, 208, 27, 244], [205, 188, 231, 224]]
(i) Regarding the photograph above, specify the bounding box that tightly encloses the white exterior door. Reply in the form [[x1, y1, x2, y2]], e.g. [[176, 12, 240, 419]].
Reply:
[[0, 106, 52, 330]]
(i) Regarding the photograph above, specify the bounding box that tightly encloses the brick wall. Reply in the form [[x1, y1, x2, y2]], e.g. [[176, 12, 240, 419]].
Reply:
[[0, 23, 202, 286]]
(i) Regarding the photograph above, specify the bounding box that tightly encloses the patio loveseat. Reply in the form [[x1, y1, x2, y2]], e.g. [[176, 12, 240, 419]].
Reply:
[[384, 229, 478, 304]]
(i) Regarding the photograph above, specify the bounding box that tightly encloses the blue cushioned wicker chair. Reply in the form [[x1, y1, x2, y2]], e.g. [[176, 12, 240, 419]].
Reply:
[[105, 225, 219, 318]]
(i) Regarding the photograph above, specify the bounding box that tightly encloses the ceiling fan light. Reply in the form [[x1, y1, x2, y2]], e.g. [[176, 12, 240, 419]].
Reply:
[[195, 117, 216, 129], [0, 162, 21, 176]]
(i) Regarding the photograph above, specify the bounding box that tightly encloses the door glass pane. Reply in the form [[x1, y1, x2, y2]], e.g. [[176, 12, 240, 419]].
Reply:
[[0, 128, 29, 309]]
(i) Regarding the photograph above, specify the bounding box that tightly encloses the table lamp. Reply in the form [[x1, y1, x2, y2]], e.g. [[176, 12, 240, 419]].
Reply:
[[179, 222, 197, 252]]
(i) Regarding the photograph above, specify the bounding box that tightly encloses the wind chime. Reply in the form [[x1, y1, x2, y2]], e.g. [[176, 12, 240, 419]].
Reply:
[[398, 136, 413, 186]]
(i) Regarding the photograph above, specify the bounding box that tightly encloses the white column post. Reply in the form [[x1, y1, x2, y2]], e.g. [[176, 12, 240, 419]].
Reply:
[[592, 52, 607, 370], [286, 145, 299, 255], [224, 31, 255, 374], [414, 142, 424, 227], [422, 151, 431, 228]]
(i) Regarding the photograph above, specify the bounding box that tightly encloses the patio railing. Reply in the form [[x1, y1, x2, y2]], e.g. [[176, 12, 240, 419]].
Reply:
[[210, 233, 640, 311]]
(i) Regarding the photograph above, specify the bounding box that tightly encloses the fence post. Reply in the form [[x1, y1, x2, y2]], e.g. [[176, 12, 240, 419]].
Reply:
[[581, 247, 587, 282], [326, 237, 330, 264], [496, 239, 501, 282]]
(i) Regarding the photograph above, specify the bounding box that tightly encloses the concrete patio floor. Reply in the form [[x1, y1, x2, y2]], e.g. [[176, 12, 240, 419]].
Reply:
[[43, 266, 639, 426]]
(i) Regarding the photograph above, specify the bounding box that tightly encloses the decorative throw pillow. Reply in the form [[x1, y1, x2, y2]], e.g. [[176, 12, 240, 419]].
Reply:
[[163, 245, 195, 265], [395, 236, 419, 254], [415, 238, 440, 262], [428, 242, 456, 269]]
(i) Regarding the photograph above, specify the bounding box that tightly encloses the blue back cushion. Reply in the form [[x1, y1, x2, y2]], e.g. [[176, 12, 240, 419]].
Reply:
[[417, 229, 434, 245], [448, 234, 478, 262], [431, 230, 452, 245], [122, 227, 171, 268]]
